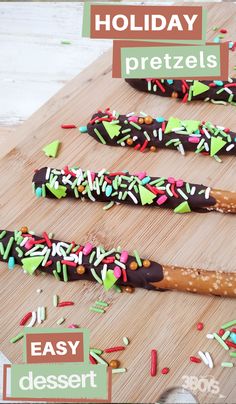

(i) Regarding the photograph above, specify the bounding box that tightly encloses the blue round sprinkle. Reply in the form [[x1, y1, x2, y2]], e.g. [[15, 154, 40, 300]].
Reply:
[[8, 256, 15, 270], [156, 117, 165, 123], [79, 125, 88, 133], [167, 79, 174, 84], [105, 185, 113, 197], [214, 80, 223, 86], [141, 176, 151, 185], [35, 187, 42, 198], [228, 41, 233, 49], [231, 333, 236, 344], [234, 137, 236, 142], [213, 37, 220, 43]]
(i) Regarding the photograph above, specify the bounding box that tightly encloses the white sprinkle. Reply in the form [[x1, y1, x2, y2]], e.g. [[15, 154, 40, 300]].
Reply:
[[204, 142, 209, 152], [20, 237, 28, 247], [153, 129, 157, 138], [45, 167, 51, 180], [206, 333, 214, 339], [223, 87, 232, 95], [121, 142, 125, 147], [123, 336, 129, 346], [140, 111, 147, 117], [228, 77, 233, 83], [114, 260, 126, 269], [87, 170, 93, 190], [202, 127, 211, 139], [101, 264, 107, 281], [205, 352, 214, 369], [158, 128, 163, 141], [98, 168, 106, 177], [126, 112, 135, 117], [190, 186, 196, 195], [36, 289, 42, 294], [177, 144, 185, 155], [128, 191, 138, 204], [198, 351, 209, 366], [54, 181, 59, 189], [133, 136, 138, 141], [143, 131, 150, 141], [52, 243, 57, 257], [27, 311, 37, 328], [205, 187, 211, 200], [37, 306, 42, 324], [172, 126, 185, 132], [226, 144, 234, 152], [177, 188, 188, 200], [78, 251, 83, 265]]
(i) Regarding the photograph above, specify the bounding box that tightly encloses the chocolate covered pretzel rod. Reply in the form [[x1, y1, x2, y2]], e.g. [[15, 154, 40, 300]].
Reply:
[[81, 109, 236, 162], [1, 229, 235, 297], [33, 167, 236, 214], [125, 78, 236, 105]]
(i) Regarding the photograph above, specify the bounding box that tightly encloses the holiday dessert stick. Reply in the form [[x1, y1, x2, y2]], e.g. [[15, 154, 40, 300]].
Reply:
[[1, 229, 235, 297], [80, 109, 236, 162], [33, 167, 236, 214], [125, 78, 236, 105]]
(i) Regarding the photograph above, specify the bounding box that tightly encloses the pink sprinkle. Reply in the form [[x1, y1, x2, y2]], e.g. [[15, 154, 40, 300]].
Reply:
[[68, 324, 78, 328], [167, 177, 175, 184], [83, 242, 93, 255], [120, 251, 128, 264], [176, 179, 184, 187], [188, 137, 200, 144], [128, 115, 138, 122], [90, 172, 95, 181], [114, 266, 122, 279], [25, 239, 34, 250], [135, 171, 146, 180], [157, 195, 168, 205]]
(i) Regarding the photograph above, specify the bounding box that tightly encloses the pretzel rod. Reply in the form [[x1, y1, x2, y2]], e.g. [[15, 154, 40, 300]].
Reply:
[[125, 78, 236, 105], [33, 167, 236, 214], [81, 109, 236, 162], [1, 230, 235, 297]]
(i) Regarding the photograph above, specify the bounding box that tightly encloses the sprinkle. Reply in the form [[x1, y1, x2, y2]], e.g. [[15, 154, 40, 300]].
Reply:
[[161, 367, 170, 375], [89, 351, 108, 366], [0, 230, 7, 239], [206, 333, 214, 339], [26, 311, 37, 328], [3, 237, 14, 260], [197, 322, 204, 331], [10, 332, 24, 344], [62, 264, 68, 282], [53, 270, 61, 281], [221, 362, 233, 368], [89, 354, 97, 364], [222, 330, 231, 340], [8, 256, 15, 270], [123, 337, 129, 346], [230, 352, 236, 358], [221, 319, 236, 329], [157, 195, 168, 205], [104, 346, 125, 353], [68, 324, 78, 329], [190, 356, 201, 363], [37, 306, 42, 324], [90, 307, 105, 314], [37, 289, 42, 294], [58, 301, 74, 307], [41, 306, 46, 321], [133, 249, 142, 267], [103, 201, 115, 210], [213, 333, 229, 350], [95, 301, 109, 307], [19, 312, 32, 326], [90, 268, 103, 284], [57, 317, 65, 325], [62, 124, 77, 129], [205, 352, 214, 369], [112, 368, 127, 374], [151, 349, 157, 377], [198, 351, 209, 366], [94, 128, 106, 144], [90, 348, 103, 355], [61, 40, 71, 45]]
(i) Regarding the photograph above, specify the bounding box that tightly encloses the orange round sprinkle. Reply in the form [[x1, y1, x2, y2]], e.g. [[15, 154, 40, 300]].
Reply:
[[21, 226, 28, 234], [76, 265, 85, 275], [126, 138, 133, 146], [171, 91, 178, 98], [143, 259, 151, 268], [129, 261, 138, 271], [109, 359, 120, 369], [78, 185, 85, 193], [124, 285, 134, 293], [144, 115, 153, 125], [138, 117, 144, 124], [150, 146, 157, 152]]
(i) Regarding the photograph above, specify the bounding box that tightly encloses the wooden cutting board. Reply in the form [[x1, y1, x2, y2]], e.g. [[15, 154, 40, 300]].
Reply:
[[0, 3, 235, 403]]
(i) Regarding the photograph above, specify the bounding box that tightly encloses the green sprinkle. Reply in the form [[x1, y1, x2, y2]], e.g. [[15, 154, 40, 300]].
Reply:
[[90, 268, 103, 284], [42, 184, 46, 197], [222, 330, 231, 340], [113, 285, 122, 293], [0, 230, 7, 239], [213, 155, 222, 163], [62, 264, 68, 282], [74, 187, 79, 198], [221, 362, 233, 368], [53, 270, 61, 281], [89, 351, 108, 366], [53, 294, 58, 307], [230, 352, 236, 358], [129, 121, 141, 130], [32, 182, 36, 193], [16, 236, 23, 245], [94, 128, 106, 144], [213, 333, 229, 350], [133, 250, 142, 267], [123, 337, 129, 346], [15, 247, 23, 258], [121, 128, 131, 134], [56, 261, 61, 273], [61, 40, 71, 45], [110, 120, 120, 125], [186, 183, 191, 194], [221, 320, 236, 329], [103, 201, 115, 210], [10, 332, 24, 343], [57, 317, 65, 325], [95, 300, 109, 307], [3, 237, 14, 260], [66, 244, 73, 255], [0, 242, 4, 256], [90, 348, 103, 355], [90, 306, 105, 314], [112, 368, 127, 374], [41, 306, 46, 321]]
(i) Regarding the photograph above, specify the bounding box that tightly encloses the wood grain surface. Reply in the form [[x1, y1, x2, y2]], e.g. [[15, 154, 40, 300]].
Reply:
[[0, 3, 236, 403]]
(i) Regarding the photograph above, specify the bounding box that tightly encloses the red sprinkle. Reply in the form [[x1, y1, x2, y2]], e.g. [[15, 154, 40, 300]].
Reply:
[[190, 356, 201, 363], [197, 322, 204, 331], [134, 143, 141, 150], [182, 93, 189, 103], [32, 238, 46, 245], [43, 232, 52, 248], [89, 354, 97, 364], [61, 260, 77, 267], [231, 328, 236, 333], [220, 29, 227, 34], [161, 367, 170, 374], [104, 346, 125, 353], [45, 260, 53, 267], [140, 139, 149, 152], [226, 340, 236, 349], [19, 312, 32, 326], [218, 329, 225, 336], [155, 79, 166, 93], [61, 124, 77, 129], [58, 301, 74, 307], [151, 349, 157, 377], [122, 268, 127, 283]]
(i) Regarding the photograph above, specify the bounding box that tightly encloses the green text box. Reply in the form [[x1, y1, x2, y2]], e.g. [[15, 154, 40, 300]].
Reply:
[[121, 44, 221, 78], [11, 363, 108, 400]]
